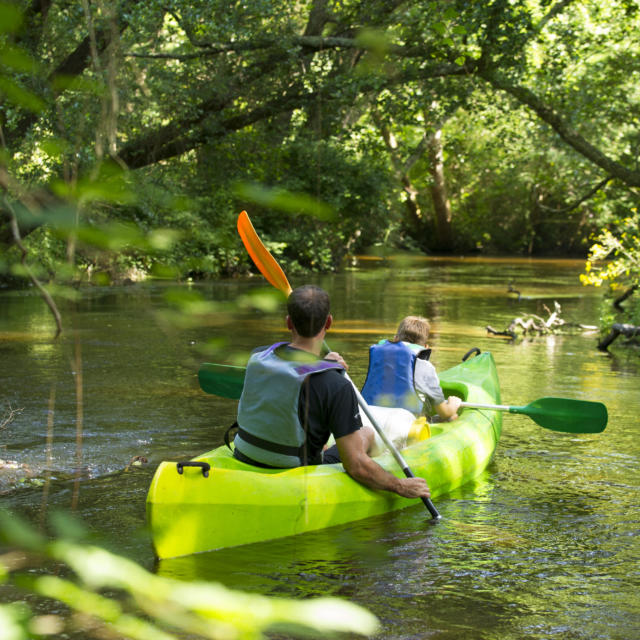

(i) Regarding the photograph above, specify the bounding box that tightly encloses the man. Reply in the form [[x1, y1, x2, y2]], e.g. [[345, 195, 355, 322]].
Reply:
[[233, 284, 430, 500]]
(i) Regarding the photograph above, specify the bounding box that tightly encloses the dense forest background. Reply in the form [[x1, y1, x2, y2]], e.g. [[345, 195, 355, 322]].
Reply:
[[1, 0, 639, 330]]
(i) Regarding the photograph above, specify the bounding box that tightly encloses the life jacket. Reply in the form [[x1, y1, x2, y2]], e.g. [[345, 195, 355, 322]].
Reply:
[[361, 340, 430, 415], [234, 342, 344, 468]]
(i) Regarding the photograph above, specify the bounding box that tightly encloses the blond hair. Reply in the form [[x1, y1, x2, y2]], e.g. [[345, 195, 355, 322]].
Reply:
[[394, 315, 430, 345]]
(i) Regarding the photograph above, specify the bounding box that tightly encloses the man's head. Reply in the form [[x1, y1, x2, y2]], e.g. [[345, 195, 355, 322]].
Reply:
[[287, 285, 331, 338], [394, 315, 430, 346]]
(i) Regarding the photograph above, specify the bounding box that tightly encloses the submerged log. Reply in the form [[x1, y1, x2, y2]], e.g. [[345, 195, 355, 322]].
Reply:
[[597, 323, 640, 350]]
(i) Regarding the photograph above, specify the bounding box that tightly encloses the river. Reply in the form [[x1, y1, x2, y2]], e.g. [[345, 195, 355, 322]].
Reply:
[[1, 256, 638, 639]]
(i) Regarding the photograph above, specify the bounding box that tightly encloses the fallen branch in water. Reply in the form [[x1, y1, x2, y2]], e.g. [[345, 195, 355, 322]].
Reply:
[[486, 325, 518, 339], [597, 323, 640, 350], [487, 301, 597, 339], [1, 404, 23, 431]]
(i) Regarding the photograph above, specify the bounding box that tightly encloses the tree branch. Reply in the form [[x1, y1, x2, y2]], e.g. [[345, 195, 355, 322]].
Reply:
[[119, 89, 320, 169], [3, 195, 62, 338], [536, 0, 578, 33], [6, 2, 132, 149], [538, 175, 613, 214], [598, 323, 640, 350], [117, 53, 474, 170], [613, 285, 637, 311], [479, 69, 640, 188], [0, 403, 24, 431]]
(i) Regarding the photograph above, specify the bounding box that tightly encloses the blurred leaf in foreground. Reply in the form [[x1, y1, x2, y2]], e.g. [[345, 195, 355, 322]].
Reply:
[[0, 510, 379, 639]]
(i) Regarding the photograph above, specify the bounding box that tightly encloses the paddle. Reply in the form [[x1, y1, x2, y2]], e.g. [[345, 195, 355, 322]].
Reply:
[[237, 210, 441, 519], [200, 363, 608, 435], [198, 363, 245, 400], [461, 398, 607, 434], [237, 210, 292, 296]]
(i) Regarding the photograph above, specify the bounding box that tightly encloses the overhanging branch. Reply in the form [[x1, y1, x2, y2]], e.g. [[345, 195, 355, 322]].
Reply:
[[539, 176, 613, 214], [479, 69, 640, 188]]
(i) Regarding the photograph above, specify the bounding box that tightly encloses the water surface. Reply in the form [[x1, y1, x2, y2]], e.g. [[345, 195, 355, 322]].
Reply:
[[1, 257, 638, 639]]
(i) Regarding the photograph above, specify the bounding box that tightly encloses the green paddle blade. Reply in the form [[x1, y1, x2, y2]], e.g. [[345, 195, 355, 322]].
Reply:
[[510, 397, 608, 433], [198, 363, 245, 399]]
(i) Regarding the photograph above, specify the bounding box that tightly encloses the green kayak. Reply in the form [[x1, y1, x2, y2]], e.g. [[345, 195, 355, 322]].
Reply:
[[146, 352, 502, 559]]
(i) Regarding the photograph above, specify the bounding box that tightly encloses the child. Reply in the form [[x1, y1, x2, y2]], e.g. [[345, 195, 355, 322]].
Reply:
[[361, 315, 461, 421]]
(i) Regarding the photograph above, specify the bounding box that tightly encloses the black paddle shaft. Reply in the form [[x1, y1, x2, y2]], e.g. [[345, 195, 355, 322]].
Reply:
[[403, 466, 441, 519]]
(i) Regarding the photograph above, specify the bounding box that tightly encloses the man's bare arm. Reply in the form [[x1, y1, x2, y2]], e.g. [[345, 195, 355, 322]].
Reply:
[[336, 430, 430, 499]]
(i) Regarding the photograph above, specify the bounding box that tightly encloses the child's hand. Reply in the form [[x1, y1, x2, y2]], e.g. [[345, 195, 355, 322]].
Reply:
[[447, 395, 462, 420]]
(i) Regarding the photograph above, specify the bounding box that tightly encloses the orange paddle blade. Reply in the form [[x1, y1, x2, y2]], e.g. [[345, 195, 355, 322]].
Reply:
[[237, 210, 293, 296]]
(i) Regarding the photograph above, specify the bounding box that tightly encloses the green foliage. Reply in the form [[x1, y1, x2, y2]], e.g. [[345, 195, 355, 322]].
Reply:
[[580, 214, 640, 332], [0, 509, 379, 640], [581, 216, 640, 288], [441, 91, 606, 255], [235, 182, 336, 222], [215, 137, 394, 272]]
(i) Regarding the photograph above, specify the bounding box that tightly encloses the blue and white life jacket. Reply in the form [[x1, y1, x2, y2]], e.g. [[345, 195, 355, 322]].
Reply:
[[361, 340, 430, 414], [235, 342, 344, 468]]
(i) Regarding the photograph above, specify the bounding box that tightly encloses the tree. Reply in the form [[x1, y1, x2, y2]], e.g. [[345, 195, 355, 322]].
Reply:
[[2, 0, 640, 279]]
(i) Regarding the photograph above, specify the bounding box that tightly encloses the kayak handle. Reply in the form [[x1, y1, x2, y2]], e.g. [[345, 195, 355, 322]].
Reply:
[[461, 347, 481, 361], [176, 461, 211, 478]]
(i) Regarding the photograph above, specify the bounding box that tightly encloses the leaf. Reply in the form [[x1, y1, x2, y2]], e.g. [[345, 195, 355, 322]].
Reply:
[[234, 182, 336, 221], [443, 6, 458, 21], [49, 541, 380, 637], [237, 288, 283, 313], [0, 603, 31, 640], [355, 28, 391, 57], [432, 21, 446, 36], [12, 203, 77, 232], [0, 44, 39, 73], [54, 175, 136, 205], [0, 76, 46, 113], [49, 511, 89, 542], [0, 510, 46, 552], [39, 137, 71, 160], [0, 2, 23, 33], [51, 74, 108, 97], [147, 229, 182, 250], [163, 288, 220, 315]]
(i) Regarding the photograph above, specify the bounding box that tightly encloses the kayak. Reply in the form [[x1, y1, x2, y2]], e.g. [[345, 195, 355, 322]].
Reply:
[[146, 351, 502, 559]]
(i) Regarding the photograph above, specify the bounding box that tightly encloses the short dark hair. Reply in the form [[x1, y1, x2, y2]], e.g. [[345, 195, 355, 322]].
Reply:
[[287, 285, 330, 337]]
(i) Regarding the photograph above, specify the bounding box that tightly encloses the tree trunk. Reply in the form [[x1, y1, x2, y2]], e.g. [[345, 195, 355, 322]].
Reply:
[[426, 127, 453, 251], [374, 118, 427, 246]]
